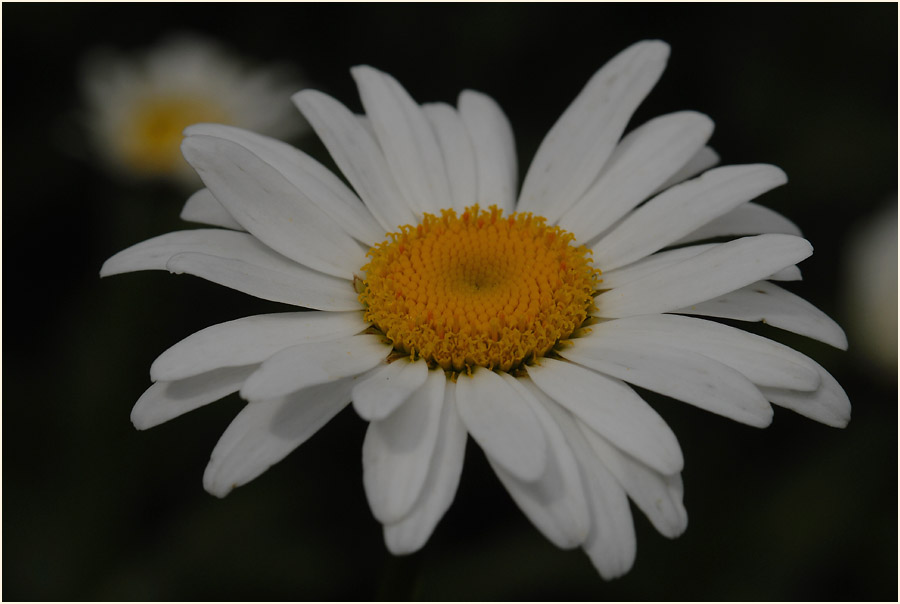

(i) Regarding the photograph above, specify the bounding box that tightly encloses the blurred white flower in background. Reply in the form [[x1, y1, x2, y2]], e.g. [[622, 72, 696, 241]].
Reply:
[[82, 33, 305, 187], [842, 198, 898, 375]]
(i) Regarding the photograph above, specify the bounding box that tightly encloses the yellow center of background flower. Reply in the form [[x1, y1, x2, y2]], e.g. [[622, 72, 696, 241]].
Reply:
[[359, 205, 600, 373]]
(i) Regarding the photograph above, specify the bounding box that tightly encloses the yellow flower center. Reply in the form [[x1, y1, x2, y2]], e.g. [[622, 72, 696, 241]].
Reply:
[[122, 95, 231, 175], [359, 205, 600, 373]]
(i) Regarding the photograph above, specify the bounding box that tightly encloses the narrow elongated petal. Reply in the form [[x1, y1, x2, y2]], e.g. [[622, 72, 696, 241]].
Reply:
[[561, 339, 773, 427], [675, 202, 802, 245], [652, 146, 719, 194], [100, 229, 360, 310], [363, 370, 446, 523], [597, 234, 813, 318], [454, 367, 547, 482], [185, 124, 383, 245], [181, 188, 244, 230], [384, 381, 467, 554], [518, 40, 670, 216], [181, 134, 364, 278], [423, 102, 477, 212], [240, 335, 391, 401], [580, 314, 820, 391], [132, 365, 257, 430], [352, 66, 453, 214], [488, 375, 590, 549], [151, 311, 367, 382], [557, 111, 713, 238], [203, 376, 356, 497], [676, 280, 848, 350], [459, 90, 517, 212], [292, 89, 418, 231], [352, 358, 429, 421], [761, 359, 851, 427], [527, 358, 683, 475], [592, 164, 788, 270]]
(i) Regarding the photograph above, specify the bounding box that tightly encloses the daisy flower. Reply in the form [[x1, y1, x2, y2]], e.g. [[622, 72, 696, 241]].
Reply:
[[82, 33, 304, 187], [102, 40, 850, 578]]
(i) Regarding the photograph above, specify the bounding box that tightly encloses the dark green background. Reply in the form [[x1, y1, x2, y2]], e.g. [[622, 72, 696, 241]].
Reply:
[[4, 2, 897, 600]]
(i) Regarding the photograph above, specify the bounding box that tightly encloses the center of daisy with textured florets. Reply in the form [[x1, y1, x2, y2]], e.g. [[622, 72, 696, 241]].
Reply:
[[358, 205, 601, 373]]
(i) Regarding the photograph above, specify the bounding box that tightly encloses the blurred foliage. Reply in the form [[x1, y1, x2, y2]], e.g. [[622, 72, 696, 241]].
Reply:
[[3, 3, 897, 600]]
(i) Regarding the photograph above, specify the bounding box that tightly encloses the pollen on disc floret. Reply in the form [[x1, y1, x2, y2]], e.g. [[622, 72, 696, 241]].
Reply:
[[358, 205, 601, 373]]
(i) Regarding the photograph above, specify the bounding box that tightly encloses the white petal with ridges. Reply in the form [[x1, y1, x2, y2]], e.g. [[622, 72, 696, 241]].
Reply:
[[292, 89, 417, 231], [676, 280, 848, 350], [240, 335, 391, 401], [597, 234, 813, 318], [352, 358, 429, 421], [181, 188, 244, 230], [527, 358, 683, 475], [454, 367, 547, 482], [652, 146, 719, 194], [151, 311, 367, 382], [557, 111, 713, 238], [384, 381, 467, 554], [518, 40, 670, 217], [761, 359, 851, 428], [352, 66, 453, 214], [181, 135, 365, 279], [675, 201, 802, 245], [363, 370, 446, 523], [100, 229, 360, 310], [459, 90, 517, 213], [592, 164, 788, 270], [423, 102, 477, 212], [203, 376, 356, 497], [132, 365, 257, 430]]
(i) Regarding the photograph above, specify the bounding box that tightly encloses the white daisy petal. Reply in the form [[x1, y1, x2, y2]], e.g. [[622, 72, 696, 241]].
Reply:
[[597, 234, 813, 318], [592, 164, 788, 270], [527, 358, 683, 475], [676, 280, 848, 350], [181, 188, 244, 230], [99, 229, 360, 310], [150, 311, 367, 382], [675, 202, 802, 245], [132, 365, 257, 430], [761, 359, 851, 428], [561, 339, 773, 427], [351, 66, 453, 214], [292, 89, 417, 231], [384, 381, 467, 555], [518, 40, 670, 216], [652, 145, 720, 194], [181, 134, 365, 279], [352, 358, 429, 421], [203, 376, 355, 497], [240, 335, 391, 401], [363, 370, 446, 524], [458, 90, 517, 212], [487, 375, 590, 549], [185, 124, 383, 245], [557, 110, 714, 238], [581, 314, 820, 391], [423, 102, 477, 212], [454, 367, 547, 483]]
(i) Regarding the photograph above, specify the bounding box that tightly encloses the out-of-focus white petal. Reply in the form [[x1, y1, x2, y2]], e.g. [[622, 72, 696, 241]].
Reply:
[[675, 280, 848, 350], [459, 90, 517, 213], [384, 381, 467, 555], [352, 358, 429, 421], [150, 311, 367, 382], [423, 102, 477, 212], [181, 188, 244, 230], [363, 370, 446, 523], [527, 358, 683, 475], [518, 40, 670, 217], [761, 359, 851, 428], [240, 335, 391, 401], [675, 201, 802, 245], [592, 164, 788, 270], [99, 229, 361, 310], [351, 66, 453, 215], [652, 146, 720, 194], [181, 134, 365, 279], [597, 234, 813, 318], [454, 367, 547, 482], [132, 365, 257, 430]]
